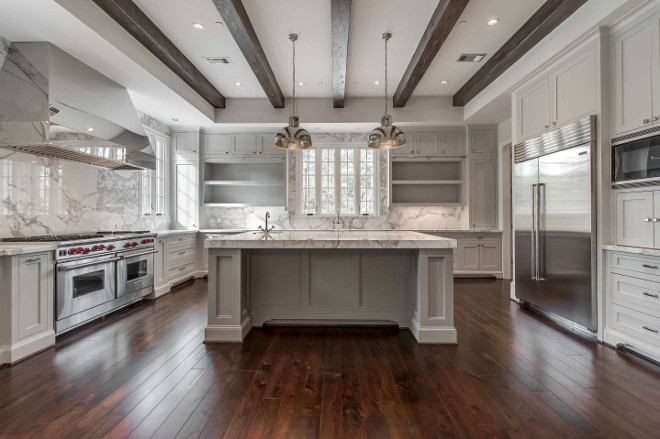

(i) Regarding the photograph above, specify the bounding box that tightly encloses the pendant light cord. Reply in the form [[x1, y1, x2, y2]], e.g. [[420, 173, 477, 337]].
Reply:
[[292, 36, 296, 118], [384, 35, 388, 116]]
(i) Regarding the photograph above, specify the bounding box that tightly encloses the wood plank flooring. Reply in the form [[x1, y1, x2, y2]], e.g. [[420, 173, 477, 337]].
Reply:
[[1, 278, 659, 438]]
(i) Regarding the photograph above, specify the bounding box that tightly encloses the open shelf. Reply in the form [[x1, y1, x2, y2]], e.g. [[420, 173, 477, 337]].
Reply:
[[390, 158, 465, 205], [391, 180, 462, 185], [391, 184, 463, 205], [203, 160, 286, 207]]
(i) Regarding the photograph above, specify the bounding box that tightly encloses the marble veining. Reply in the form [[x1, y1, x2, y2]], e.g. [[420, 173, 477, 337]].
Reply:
[[206, 230, 457, 249], [603, 245, 660, 258]]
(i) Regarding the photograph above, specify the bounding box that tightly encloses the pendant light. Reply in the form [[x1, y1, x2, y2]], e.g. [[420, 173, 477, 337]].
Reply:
[[275, 34, 312, 150], [368, 33, 406, 150]]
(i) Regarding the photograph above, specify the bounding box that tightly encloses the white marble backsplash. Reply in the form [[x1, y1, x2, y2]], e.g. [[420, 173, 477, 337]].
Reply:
[[0, 149, 169, 238]]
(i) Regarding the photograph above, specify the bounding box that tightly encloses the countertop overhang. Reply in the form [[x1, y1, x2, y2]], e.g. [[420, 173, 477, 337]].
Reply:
[[205, 230, 457, 250]]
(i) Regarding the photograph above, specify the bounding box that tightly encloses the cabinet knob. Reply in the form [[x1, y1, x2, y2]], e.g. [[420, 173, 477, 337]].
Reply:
[[644, 218, 652, 222], [644, 118, 652, 125], [544, 125, 549, 129]]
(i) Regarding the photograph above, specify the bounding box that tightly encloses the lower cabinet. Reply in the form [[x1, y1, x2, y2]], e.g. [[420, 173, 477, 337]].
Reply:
[[606, 250, 660, 361], [615, 190, 657, 248], [152, 233, 203, 298], [457, 235, 502, 274], [0, 252, 55, 365]]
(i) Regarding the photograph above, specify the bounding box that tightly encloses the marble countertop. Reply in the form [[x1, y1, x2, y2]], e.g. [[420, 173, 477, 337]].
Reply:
[[199, 228, 502, 234], [156, 229, 200, 237], [0, 242, 58, 256], [603, 245, 660, 257], [206, 230, 457, 250]]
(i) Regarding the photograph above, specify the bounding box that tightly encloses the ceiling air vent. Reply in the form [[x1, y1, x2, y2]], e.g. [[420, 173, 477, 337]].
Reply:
[[49, 105, 60, 116], [457, 53, 487, 62], [203, 57, 232, 65]]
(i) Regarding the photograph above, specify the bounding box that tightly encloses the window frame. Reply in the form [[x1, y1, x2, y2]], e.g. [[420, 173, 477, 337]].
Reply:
[[141, 127, 169, 217], [298, 143, 379, 216]]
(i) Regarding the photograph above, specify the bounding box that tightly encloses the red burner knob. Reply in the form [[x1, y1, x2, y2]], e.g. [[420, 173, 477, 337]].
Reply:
[[124, 243, 131, 248], [107, 245, 115, 250], [68, 248, 76, 255], [132, 242, 138, 247], [83, 248, 91, 254], [92, 245, 100, 251], [99, 244, 106, 250]]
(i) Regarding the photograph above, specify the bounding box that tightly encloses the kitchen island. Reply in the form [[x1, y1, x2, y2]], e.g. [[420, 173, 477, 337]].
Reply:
[[204, 230, 457, 344]]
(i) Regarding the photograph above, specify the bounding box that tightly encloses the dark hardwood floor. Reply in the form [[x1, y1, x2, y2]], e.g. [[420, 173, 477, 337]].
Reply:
[[1, 278, 659, 438]]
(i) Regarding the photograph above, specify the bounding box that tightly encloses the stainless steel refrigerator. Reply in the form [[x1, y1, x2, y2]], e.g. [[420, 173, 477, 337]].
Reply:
[[513, 116, 597, 331]]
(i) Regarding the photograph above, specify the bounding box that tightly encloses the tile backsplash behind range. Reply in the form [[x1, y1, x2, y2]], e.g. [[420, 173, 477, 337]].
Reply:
[[0, 150, 168, 238]]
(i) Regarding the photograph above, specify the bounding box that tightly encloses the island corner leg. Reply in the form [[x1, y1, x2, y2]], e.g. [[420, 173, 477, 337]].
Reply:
[[205, 248, 252, 343], [410, 249, 457, 344]]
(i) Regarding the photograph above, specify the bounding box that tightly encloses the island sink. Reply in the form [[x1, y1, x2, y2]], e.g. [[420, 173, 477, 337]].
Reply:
[[204, 230, 457, 344]]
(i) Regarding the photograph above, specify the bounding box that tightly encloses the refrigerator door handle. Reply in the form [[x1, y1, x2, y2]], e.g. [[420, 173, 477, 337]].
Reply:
[[531, 184, 537, 280], [536, 183, 544, 281]]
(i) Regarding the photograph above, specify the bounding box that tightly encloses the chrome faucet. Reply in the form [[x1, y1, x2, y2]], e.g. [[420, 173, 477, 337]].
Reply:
[[258, 211, 275, 233], [332, 211, 343, 230]]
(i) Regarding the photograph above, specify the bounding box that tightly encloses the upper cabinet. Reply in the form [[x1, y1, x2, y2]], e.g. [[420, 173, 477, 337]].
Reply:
[[613, 18, 660, 135], [513, 44, 598, 142], [202, 132, 284, 158], [258, 133, 285, 157], [392, 130, 466, 157], [172, 131, 199, 157], [230, 133, 258, 156], [470, 130, 497, 154], [204, 133, 230, 156]]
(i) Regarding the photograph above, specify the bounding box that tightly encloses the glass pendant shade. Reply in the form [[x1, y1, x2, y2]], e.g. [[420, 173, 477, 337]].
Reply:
[[368, 115, 406, 149], [275, 115, 312, 150]]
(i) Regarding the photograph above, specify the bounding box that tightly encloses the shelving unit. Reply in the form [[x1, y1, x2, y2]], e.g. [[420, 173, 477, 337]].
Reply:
[[202, 161, 286, 207], [390, 158, 465, 206]]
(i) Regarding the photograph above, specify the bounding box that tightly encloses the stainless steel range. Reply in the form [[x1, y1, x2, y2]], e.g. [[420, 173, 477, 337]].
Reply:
[[2, 232, 158, 334]]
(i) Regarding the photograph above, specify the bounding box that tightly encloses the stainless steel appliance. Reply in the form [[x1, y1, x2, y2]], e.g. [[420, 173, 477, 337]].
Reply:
[[513, 116, 597, 332], [0, 232, 158, 334], [612, 129, 660, 188]]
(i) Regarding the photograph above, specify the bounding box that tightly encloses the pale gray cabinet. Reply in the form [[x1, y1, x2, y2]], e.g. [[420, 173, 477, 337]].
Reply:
[[470, 130, 497, 154], [392, 131, 465, 156], [616, 191, 655, 248], [516, 78, 551, 141], [469, 156, 498, 230], [153, 237, 168, 289], [414, 133, 440, 155], [17, 253, 50, 339], [258, 133, 285, 157], [172, 132, 198, 156], [458, 241, 480, 271], [204, 134, 230, 156], [551, 47, 597, 128], [458, 235, 502, 273], [231, 133, 258, 156], [441, 132, 466, 155], [613, 18, 660, 135]]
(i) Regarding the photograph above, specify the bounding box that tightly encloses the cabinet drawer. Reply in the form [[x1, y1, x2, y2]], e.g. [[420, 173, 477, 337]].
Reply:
[[168, 234, 195, 250], [610, 272, 660, 316], [169, 262, 195, 280], [609, 252, 660, 276], [169, 246, 195, 261], [610, 303, 660, 349], [460, 233, 500, 242], [169, 254, 195, 270]]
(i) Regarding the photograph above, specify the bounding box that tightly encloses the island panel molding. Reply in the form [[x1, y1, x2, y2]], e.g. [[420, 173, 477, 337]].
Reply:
[[205, 231, 457, 344]]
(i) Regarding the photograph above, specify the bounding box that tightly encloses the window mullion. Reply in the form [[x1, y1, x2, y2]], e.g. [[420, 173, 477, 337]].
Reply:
[[355, 147, 361, 214], [315, 149, 321, 215], [335, 148, 341, 214]]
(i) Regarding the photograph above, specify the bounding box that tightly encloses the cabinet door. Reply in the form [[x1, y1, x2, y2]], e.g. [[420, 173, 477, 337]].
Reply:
[[154, 238, 168, 286], [654, 192, 660, 249], [517, 78, 550, 141], [173, 132, 198, 155], [391, 140, 414, 155], [174, 161, 198, 228], [259, 133, 285, 157], [441, 132, 465, 155], [459, 242, 480, 271], [614, 23, 655, 135], [470, 130, 496, 154], [551, 47, 597, 127], [414, 133, 440, 155], [204, 134, 230, 156], [480, 241, 502, 271], [16, 253, 49, 339], [616, 191, 653, 247], [201, 234, 209, 271], [231, 133, 258, 156], [470, 157, 497, 229]]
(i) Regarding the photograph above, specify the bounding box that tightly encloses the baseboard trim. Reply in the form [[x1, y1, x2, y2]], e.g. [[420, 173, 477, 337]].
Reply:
[[205, 316, 252, 343], [0, 330, 56, 366], [409, 316, 457, 344]]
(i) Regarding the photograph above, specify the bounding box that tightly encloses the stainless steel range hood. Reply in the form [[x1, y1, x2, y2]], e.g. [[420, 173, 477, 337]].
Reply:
[[0, 42, 155, 170]]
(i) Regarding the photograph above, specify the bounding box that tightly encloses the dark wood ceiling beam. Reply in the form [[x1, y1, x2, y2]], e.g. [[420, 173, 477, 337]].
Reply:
[[392, 0, 470, 108], [92, 0, 225, 108], [212, 0, 285, 108], [331, 0, 351, 108], [453, 0, 588, 107]]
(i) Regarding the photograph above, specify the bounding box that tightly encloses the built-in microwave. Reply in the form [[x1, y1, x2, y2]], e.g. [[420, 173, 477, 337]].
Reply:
[[612, 132, 660, 186]]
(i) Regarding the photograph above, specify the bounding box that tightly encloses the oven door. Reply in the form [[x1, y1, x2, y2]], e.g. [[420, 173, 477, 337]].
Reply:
[[116, 248, 157, 298], [56, 255, 119, 320]]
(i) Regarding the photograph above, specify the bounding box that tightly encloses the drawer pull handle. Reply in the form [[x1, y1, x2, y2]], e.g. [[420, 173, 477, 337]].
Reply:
[[24, 257, 41, 264], [643, 292, 659, 299], [179, 251, 186, 255], [642, 264, 658, 269], [642, 326, 658, 334], [179, 266, 187, 272]]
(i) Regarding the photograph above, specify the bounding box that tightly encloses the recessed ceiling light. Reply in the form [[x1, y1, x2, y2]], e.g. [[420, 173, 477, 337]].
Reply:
[[192, 22, 205, 30], [86, 127, 94, 132], [458, 20, 467, 25], [487, 18, 500, 26], [298, 81, 304, 86], [374, 80, 380, 85], [352, 81, 359, 85], [440, 80, 449, 84], [172, 118, 179, 122], [235, 82, 242, 86]]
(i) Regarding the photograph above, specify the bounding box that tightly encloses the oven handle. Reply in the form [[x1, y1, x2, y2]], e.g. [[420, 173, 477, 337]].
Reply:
[[57, 257, 120, 271], [119, 249, 158, 259]]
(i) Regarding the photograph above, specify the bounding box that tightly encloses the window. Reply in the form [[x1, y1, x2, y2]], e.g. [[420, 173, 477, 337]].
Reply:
[[300, 146, 377, 215], [141, 131, 168, 216]]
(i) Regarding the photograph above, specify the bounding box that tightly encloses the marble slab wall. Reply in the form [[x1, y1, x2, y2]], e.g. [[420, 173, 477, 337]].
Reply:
[[201, 132, 468, 230]]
